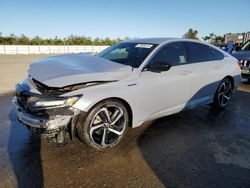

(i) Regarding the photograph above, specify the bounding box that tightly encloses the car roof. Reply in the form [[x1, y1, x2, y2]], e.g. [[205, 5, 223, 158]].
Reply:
[[121, 38, 179, 44], [120, 38, 229, 56], [121, 38, 211, 45]]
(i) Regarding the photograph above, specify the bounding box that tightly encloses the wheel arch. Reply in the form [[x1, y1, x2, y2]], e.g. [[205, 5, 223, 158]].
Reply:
[[212, 75, 235, 110], [224, 75, 235, 88], [87, 97, 133, 128]]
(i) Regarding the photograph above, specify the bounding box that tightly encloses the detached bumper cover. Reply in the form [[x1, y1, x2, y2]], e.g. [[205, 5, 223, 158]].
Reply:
[[13, 96, 77, 131]]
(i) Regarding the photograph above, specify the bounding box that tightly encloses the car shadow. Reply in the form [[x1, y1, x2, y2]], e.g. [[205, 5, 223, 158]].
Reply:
[[3, 81, 250, 187], [3, 91, 143, 187], [137, 88, 250, 187], [4, 93, 44, 188]]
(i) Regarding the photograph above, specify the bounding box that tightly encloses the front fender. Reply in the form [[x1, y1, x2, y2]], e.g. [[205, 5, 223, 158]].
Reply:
[[62, 81, 142, 128], [64, 81, 128, 107]]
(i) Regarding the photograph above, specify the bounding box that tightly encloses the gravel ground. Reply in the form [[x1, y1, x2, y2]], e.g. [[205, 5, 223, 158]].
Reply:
[[0, 55, 250, 188]]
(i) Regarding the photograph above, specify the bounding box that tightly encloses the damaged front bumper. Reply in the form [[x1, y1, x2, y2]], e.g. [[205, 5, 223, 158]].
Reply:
[[12, 83, 85, 143], [13, 96, 78, 131], [12, 96, 82, 135]]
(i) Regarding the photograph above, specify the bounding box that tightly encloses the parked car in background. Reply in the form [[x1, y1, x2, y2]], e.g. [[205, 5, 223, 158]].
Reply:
[[13, 38, 241, 149], [232, 40, 250, 81]]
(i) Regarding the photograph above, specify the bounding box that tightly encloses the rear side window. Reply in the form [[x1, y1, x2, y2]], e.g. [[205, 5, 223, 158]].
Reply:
[[211, 48, 225, 60], [150, 42, 187, 66], [185, 42, 214, 63]]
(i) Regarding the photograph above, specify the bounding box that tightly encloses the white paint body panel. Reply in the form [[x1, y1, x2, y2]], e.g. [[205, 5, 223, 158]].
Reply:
[[21, 39, 241, 128], [29, 54, 132, 87]]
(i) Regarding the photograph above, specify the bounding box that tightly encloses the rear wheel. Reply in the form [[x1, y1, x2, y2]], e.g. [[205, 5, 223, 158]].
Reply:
[[77, 99, 129, 149], [212, 78, 233, 110]]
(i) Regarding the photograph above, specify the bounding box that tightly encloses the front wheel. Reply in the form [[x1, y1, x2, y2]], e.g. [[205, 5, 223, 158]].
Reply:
[[77, 99, 129, 149], [212, 78, 233, 110]]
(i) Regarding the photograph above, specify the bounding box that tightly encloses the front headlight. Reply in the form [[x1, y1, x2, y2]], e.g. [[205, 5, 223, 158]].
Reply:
[[33, 99, 66, 107], [28, 96, 81, 110]]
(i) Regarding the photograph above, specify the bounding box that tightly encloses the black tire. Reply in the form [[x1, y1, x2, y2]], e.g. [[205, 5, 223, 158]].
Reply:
[[212, 78, 233, 110], [76, 99, 129, 149]]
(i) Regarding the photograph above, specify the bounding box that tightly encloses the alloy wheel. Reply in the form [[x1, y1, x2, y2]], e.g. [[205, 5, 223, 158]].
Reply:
[[217, 81, 232, 107], [89, 105, 126, 148]]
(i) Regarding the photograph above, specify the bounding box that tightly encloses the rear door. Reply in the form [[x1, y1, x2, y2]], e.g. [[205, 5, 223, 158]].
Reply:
[[184, 42, 225, 106]]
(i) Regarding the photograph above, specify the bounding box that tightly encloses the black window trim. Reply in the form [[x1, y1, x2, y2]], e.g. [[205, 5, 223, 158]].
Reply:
[[184, 41, 212, 63], [210, 46, 225, 61], [143, 41, 226, 71], [183, 41, 225, 64], [144, 41, 190, 69]]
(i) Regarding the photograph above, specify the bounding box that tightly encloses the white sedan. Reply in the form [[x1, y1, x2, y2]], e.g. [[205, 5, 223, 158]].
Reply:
[[13, 38, 241, 149]]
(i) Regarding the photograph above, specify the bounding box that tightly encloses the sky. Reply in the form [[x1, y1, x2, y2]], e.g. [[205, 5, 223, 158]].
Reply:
[[0, 0, 250, 39]]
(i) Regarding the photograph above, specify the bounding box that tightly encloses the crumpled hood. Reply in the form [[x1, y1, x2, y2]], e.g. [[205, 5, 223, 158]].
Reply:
[[232, 51, 250, 60], [28, 53, 132, 87]]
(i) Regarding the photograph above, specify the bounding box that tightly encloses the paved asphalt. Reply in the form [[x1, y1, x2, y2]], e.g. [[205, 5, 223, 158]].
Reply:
[[0, 55, 250, 188]]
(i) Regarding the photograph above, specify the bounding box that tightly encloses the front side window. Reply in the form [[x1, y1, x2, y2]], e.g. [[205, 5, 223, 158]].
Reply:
[[149, 42, 188, 66], [185, 42, 214, 63], [98, 43, 157, 68]]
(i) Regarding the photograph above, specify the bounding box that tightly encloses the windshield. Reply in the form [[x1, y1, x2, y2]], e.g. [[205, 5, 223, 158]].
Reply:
[[241, 41, 250, 51], [97, 43, 157, 68]]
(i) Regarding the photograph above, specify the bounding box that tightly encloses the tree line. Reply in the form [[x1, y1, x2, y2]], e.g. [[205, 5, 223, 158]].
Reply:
[[0, 29, 225, 45], [0, 33, 130, 46], [183, 28, 225, 43]]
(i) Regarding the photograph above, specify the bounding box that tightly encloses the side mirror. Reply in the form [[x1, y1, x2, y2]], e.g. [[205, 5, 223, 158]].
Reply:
[[144, 61, 172, 72]]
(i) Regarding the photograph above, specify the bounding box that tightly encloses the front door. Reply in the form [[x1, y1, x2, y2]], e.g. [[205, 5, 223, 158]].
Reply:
[[135, 42, 193, 121]]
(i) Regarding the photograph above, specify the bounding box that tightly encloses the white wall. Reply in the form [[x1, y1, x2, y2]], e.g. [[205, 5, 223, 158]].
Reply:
[[0, 45, 109, 55]]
